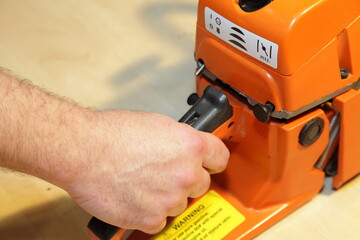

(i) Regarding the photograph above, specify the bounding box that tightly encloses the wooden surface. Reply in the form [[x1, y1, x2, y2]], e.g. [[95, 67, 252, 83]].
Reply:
[[0, 1, 359, 239]]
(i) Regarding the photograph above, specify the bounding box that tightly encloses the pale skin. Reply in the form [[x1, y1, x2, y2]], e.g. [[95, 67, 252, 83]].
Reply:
[[0, 69, 229, 234]]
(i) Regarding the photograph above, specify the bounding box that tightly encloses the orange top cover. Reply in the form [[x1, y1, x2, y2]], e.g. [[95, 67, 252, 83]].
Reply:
[[195, 0, 360, 114]]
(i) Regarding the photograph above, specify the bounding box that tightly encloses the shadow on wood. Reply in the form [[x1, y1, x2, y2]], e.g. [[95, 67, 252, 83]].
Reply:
[[0, 196, 91, 240]]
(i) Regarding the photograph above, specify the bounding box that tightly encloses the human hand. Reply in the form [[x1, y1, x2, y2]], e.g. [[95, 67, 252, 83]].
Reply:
[[64, 111, 229, 234]]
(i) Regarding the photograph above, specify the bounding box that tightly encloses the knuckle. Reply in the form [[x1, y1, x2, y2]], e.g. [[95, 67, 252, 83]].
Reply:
[[203, 172, 211, 188], [165, 194, 183, 210], [188, 170, 212, 198], [177, 168, 198, 188], [189, 134, 206, 156], [194, 173, 211, 197], [142, 215, 166, 233], [178, 201, 188, 213], [204, 179, 211, 194], [181, 129, 206, 157]]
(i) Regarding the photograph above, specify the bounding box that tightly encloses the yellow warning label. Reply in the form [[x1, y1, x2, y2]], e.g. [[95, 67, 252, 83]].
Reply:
[[150, 190, 245, 240]]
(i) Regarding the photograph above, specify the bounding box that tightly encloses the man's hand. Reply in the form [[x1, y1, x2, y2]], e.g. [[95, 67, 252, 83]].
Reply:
[[0, 70, 229, 234], [66, 111, 229, 234]]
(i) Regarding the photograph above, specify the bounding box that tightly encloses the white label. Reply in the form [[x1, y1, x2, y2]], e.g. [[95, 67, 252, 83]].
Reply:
[[205, 7, 279, 68]]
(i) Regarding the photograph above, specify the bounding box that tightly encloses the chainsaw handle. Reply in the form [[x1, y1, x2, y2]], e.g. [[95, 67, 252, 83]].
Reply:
[[87, 86, 232, 240], [179, 85, 233, 132], [88, 217, 124, 240]]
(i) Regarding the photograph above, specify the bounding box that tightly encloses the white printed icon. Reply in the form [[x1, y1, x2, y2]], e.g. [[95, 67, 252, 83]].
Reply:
[[257, 40, 274, 64], [205, 7, 279, 69]]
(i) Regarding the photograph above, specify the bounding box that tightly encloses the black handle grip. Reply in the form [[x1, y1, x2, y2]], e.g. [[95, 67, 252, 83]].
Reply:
[[179, 85, 233, 132], [88, 217, 120, 240], [88, 86, 232, 240]]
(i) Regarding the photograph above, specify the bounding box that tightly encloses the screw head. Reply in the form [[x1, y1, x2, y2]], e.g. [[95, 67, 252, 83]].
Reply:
[[340, 68, 350, 79], [253, 102, 275, 123]]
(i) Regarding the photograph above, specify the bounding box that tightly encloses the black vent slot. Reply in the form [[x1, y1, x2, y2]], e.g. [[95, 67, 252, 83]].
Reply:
[[229, 28, 247, 51], [229, 40, 247, 51], [230, 33, 246, 43], [231, 27, 245, 35]]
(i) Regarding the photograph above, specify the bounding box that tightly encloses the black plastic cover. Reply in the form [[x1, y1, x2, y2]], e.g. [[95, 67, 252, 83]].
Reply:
[[239, 0, 272, 12]]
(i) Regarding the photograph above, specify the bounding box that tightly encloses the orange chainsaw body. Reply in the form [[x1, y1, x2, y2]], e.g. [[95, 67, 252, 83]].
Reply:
[[88, 0, 360, 239], [196, 0, 360, 113]]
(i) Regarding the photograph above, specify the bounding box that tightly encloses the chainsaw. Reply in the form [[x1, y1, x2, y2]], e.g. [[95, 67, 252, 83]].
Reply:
[[88, 0, 360, 239]]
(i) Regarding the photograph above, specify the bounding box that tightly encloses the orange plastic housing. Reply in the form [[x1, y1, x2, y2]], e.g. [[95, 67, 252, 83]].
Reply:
[[195, 0, 360, 113], [333, 89, 360, 189], [92, 85, 360, 240], [88, 0, 360, 239]]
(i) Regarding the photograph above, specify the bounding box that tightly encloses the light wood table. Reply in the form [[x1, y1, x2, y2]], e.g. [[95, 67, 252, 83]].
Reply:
[[0, 1, 359, 239]]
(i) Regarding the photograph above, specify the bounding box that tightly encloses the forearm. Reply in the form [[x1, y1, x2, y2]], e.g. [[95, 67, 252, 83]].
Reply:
[[0, 69, 96, 188], [0, 68, 229, 233]]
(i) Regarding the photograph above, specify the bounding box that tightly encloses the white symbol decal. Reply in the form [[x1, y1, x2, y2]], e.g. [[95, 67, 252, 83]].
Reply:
[[205, 7, 279, 69]]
